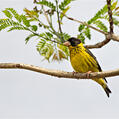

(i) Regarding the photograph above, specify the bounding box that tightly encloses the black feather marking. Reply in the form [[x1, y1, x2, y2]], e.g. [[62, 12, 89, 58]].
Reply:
[[104, 86, 112, 97], [85, 48, 108, 83]]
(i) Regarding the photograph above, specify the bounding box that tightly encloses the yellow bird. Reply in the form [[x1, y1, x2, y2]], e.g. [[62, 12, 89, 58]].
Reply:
[[63, 37, 111, 97]]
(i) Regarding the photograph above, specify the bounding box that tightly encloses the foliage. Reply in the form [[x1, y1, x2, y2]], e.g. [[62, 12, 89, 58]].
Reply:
[[78, 0, 119, 43], [93, 20, 108, 32], [37, 0, 56, 10], [0, 0, 119, 62], [59, 0, 75, 10]]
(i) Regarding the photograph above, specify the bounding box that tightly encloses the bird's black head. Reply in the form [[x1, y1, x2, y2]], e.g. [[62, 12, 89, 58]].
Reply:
[[66, 37, 81, 46], [68, 37, 81, 46]]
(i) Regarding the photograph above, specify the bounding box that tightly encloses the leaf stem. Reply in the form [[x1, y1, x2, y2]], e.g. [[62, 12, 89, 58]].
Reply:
[[42, 5, 64, 42], [64, 14, 108, 35], [27, 27, 63, 45], [55, 0, 64, 42]]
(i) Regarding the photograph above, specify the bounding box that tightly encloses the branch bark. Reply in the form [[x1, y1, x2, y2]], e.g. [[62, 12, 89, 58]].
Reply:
[[84, 35, 111, 49], [107, 0, 114, 34], [63, 14, 107, 35], [0, 63, 119, 79]]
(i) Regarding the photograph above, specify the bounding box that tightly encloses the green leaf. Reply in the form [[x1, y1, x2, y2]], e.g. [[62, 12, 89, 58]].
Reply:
[[37, 40, 54, 61], [8, 26, 28, 32], [45, 32, 53, 39], [37, 0, 56, 10], [111, 1, 118, 11], [5, 8, 22, 22], [88, 4, 108, 24], [113, 17, 119, 26], [93, 20, 108, 32], [60, 6, 70, 20], [45, 44, 54, 61], [77, 33, 85, 43], [31, 25, 37, 31], [0, 24, 10, 31], [12, 21, 22, 26], [21, 15, 30, 27], [37, 40, 46, 52], [115, 6, 119, 11], [57, 44, 69, 57], [2, 10, 13, 19], [0, 19, 10, 24], [59, 0, 75, 10], [0, 18, 25, 32], [24, 8, 39, 19], [62, 33, 71, 41], [78, 24, 85, 32], [0, 19, 13, 31], [83, 27, 91, 40], [25, 34, 37, 44], [38, 32, 53, 41]]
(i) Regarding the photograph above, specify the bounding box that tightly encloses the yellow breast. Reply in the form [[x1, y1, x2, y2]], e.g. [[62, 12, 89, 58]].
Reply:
[[69, 43, 99, 73]]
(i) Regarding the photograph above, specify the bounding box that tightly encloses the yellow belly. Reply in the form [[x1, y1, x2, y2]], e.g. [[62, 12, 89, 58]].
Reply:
[[70, 51, 98, 73]]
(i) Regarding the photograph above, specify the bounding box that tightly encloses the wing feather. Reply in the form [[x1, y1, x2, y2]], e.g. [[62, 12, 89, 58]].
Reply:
[[85, 48, 107, 83]]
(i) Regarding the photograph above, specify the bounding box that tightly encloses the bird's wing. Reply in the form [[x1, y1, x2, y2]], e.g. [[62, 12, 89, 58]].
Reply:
[[85, 48, 107, 83]]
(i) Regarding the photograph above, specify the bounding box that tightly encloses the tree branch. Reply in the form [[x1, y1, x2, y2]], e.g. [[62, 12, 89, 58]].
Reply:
[[63, 14, 113, 49], [55, 0, 62, 34], [63, 13, 119, 46], [42, 6, 62, 41], [84, 35, 111, 49], [0, 63, 119, 79], [85, 0, 113, 49], [63, 14, 108, 35], [107, 0, 114, 34], [112, 34, 119, 42], [62, 1, 119, 49]]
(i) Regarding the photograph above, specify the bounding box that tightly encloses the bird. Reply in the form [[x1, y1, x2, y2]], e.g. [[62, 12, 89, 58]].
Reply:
[[63, 37, 111, 97]]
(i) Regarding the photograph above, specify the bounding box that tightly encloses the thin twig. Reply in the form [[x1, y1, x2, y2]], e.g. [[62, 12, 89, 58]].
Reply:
[[62, 11, 119, 45], [0, 63, 119, 79], [55, 0, 63, 34], [107, 0, 114, 34], [42, 6, 51, 24], [27, 28, 63, 45], [100, 0, 114, 46], [85, 35, 111, 49], [42, 5, 63, 41], [55, 0, 64, 42], [63, 14, 108, 35], [63, 14, 112, 49], [25, 6, 63, 45]]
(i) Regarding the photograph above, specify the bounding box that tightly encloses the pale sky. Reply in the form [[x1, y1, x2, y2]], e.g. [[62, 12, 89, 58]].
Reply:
[[0, 0, 119, 119]]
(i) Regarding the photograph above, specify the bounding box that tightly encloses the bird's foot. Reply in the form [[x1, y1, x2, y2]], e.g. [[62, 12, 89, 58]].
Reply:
[[72, 71, 92, 79], [72, 71, 78, 75], [86, 71, 92, 79]]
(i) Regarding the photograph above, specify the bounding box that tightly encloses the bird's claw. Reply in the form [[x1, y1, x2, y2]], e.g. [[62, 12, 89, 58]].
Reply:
[[72, 71, 92, 79], [86, 71, 92, 79], [72, 71, 78, 75]]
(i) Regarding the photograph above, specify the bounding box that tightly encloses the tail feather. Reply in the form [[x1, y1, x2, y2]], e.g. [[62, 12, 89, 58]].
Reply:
[[104, 85, 112, 97], [104, 77, 108, 83]]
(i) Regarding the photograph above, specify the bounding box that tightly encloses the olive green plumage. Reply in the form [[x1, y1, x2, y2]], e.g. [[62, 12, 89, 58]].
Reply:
[[64, 37, 111, 97]]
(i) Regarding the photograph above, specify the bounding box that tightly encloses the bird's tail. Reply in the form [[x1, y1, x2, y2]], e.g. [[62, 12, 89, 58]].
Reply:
[[93, 78, 111, 97], [103, 85, 112, 98]]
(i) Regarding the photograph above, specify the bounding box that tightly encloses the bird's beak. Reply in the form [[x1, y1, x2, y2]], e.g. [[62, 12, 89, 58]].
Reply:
[[63, 41, 71, 47]]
